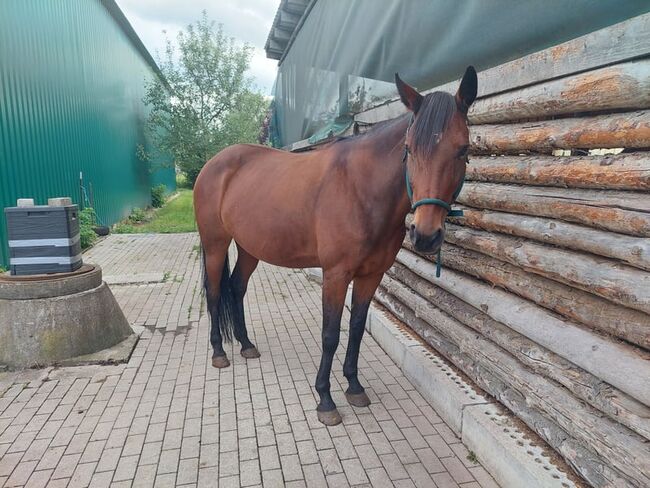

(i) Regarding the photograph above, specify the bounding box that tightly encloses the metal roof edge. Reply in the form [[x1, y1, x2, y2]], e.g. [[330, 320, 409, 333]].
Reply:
[[265, 0, 316, 64]]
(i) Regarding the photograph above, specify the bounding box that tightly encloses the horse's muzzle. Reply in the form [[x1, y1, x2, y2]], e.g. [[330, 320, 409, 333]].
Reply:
[[409, 225, 444, 254]]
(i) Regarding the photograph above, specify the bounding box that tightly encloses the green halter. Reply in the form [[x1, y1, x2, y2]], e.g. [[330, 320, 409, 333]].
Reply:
[[402, 116, 465, 277]]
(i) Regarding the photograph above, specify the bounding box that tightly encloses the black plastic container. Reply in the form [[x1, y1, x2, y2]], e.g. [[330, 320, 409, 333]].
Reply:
[[4, 204, 82, 275]]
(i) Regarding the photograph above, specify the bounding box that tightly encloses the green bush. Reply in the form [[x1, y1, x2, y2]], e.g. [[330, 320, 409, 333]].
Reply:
[[151, 184, 166, 208], [176, 172, 192, 189], [79, 208, 97, 249], [128, 207, 147, 223]]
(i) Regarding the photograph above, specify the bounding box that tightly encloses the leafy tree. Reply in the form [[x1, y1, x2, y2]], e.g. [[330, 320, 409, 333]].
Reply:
[[144, 11, 269, 185]]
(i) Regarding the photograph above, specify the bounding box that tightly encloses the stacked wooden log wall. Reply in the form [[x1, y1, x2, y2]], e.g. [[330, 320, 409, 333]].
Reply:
[[358, 15, 650, 488]]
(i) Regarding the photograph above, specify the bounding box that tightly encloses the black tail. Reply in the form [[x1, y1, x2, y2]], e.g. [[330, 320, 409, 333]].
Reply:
[[202, 245, 240, 343]]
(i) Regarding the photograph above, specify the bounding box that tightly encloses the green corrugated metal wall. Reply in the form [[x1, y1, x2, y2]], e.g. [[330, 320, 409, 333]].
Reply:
[[0, 0, 175, 267]]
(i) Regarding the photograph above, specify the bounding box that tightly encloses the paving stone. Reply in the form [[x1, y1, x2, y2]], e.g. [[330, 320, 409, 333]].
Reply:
[[326, 472, 350, 487], [114, 454, 139, 481], [280, 454, 303, 482], [380, 453, 410, 481], [219, 450, 239, 477], [132, 463, 157, 488], [36, 445, 66, 470], [52, 453, 82, 480], [139, 441, 162, 466], [341, 458, 369, 485], [197, 466, 220, 488], [69, 462, 97, 488], [239, 459, 261, 486], [296, 439, 319, 465], [95, 446, 121, 472], [177, 457, 199, 485], [5, 460, 38, 487], [442, 456, 476, 484], [318, 448, 344, 476], [157, 448, 180, 475], [261, 469, 284, 488]]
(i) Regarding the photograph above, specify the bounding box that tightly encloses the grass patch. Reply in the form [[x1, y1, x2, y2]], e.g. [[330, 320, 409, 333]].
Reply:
[[114, 189, 196, 234], [467, 451, 479, 464]]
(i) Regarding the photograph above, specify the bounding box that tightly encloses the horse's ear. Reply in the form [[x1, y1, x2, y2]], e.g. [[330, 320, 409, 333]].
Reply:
[[395, 73, 423, 113], [456, 66, 478, 114]]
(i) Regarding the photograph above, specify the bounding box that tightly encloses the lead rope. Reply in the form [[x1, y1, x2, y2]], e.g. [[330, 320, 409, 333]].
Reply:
[[402, 116, 465, 278]]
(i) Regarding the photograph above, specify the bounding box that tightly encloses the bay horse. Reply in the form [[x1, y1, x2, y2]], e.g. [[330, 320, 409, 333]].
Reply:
[[194, 67, 477, 425]]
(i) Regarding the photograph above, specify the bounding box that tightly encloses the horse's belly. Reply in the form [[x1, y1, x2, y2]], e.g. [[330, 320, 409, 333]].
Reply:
[[234, 234, 320, 269]]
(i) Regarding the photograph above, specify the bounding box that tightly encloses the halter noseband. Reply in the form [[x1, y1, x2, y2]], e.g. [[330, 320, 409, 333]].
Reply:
[[402, 114, 465, 277]]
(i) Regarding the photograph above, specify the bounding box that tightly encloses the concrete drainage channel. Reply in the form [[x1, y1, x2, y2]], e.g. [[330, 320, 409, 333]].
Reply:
[[303, 268, 578, 488]]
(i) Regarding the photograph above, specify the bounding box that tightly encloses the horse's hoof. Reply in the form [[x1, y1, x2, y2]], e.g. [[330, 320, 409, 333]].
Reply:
[[317, 408, 342, 426], [211, 355, 230, 368], [345, 391, 371, 408], [241, 347, 261, 359]]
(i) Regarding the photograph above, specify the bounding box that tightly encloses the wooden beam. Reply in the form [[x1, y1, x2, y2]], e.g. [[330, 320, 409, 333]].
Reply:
[[355, 13, 650, 126], [395, 248, 650, 407], [376, 280, 650, 488], [449, 208, 650, 271], [466, 153, 650, 190], [402, 240, 650, 349], [470, 110, 650, 154], [457, 182, 650, 237], [443, 224, 650, 314], [386, 262, 650, 440]]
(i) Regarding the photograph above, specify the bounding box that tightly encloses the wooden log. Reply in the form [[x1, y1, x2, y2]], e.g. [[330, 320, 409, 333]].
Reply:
[[395, 248, 650, 407], [402, 239, 650, 349], [443, 224, 650, 314], [469, 60, 650, 124], [470, 110, 650, 154], [387, 262, 650, 440], [449, 208, 650, 271], [465, 153, 650, 190], [376, 280, 650, 488], [457, 182, 650, 237]]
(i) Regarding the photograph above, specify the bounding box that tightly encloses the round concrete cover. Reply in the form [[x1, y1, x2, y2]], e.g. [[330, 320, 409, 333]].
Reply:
[[0, 264, 134, 369]]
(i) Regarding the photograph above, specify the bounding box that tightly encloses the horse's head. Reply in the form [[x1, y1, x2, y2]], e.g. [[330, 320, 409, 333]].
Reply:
[[396, 66, 477, 254]]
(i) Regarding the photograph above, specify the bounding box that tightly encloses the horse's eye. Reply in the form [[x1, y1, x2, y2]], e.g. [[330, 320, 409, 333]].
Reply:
[[456, 145, 469, 159]]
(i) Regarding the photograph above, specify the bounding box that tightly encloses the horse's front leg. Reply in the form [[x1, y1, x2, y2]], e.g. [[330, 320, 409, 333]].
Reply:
[[315, 270, 351, 426], [343, 272, 383, 408]]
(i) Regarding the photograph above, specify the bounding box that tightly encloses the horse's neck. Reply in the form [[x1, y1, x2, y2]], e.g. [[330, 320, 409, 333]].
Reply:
[[355, 115, 412, 229]]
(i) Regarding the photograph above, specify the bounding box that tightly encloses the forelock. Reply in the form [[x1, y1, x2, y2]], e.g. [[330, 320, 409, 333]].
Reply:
[[410, 91, 457, 160]]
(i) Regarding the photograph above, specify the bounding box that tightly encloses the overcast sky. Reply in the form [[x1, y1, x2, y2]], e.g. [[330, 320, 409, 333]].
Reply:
[[115, 0, 281, 95]]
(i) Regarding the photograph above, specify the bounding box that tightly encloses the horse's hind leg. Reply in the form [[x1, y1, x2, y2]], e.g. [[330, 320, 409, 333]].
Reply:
[[343, 272, 383, 408], [232, 244, 260, 358], [202, 238, 233, 368]]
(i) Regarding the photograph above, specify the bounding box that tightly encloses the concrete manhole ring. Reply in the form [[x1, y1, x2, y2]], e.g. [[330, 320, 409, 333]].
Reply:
[[0, 264, 102, 299]]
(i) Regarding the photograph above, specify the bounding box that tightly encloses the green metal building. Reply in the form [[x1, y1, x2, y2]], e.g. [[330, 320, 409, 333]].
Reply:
[[0, 0, 175, 267]]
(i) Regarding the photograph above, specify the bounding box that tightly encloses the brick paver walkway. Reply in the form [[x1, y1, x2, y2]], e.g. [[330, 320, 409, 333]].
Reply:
[[0, 234, 498, 488]]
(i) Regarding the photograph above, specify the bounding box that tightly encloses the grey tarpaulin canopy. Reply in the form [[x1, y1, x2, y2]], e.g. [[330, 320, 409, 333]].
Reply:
[[266, 0, 650, 148]]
